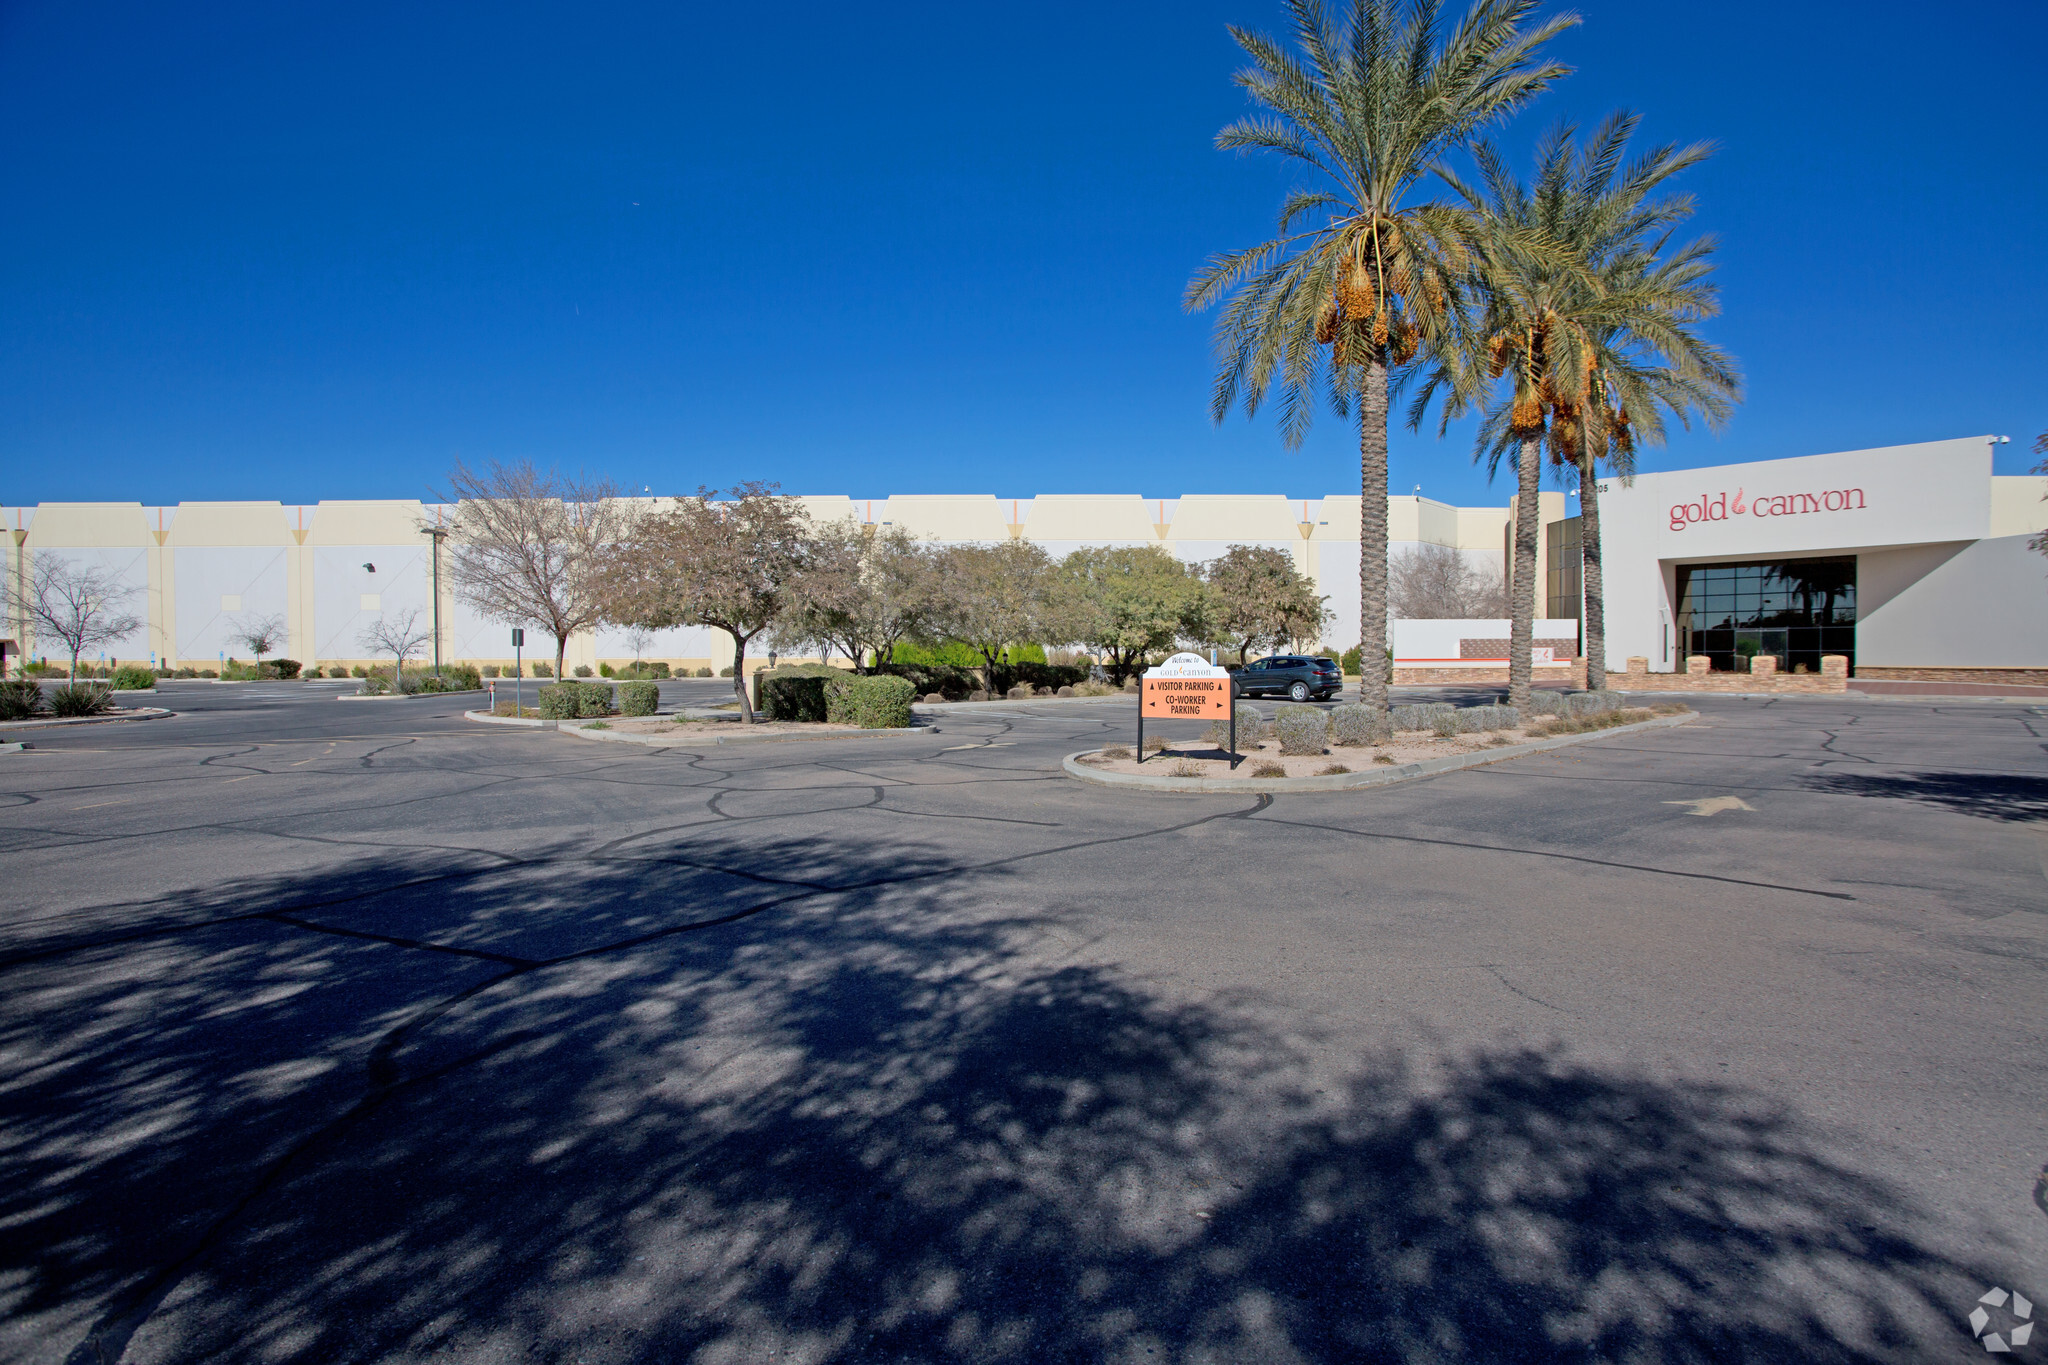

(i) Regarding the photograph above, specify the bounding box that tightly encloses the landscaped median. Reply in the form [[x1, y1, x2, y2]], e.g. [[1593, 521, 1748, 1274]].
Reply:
[[1066, 696, 1695, 794]]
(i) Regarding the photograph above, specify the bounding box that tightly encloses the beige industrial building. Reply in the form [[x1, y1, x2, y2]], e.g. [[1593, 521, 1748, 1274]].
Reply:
[[0, 491, 1548, 674], [5, 436, 2043, 679]]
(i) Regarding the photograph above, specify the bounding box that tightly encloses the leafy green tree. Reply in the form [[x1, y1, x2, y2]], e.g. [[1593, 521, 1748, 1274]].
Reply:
[[783, 521, 946, 673], [593, 483, 811, 722], [1056, 545, 1206, 684], [1426, 112, 1735, 705], [1186, 0, 1575, 714], [927, 540, 1058, 695], [1202, 544, 1327, 663]]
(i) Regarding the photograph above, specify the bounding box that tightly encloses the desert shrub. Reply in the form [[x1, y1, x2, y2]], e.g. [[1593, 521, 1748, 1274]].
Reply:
[[1006, 684, 1032, 700], [535, 685, 576, 719], [584, 720, 611, 730], [1056, 685, 1074, 697], [617, 680, 659, 716], [0, 679, 48, 720], [1329, 703, 1390, 747], [272, 658, 302, 679], [1168, 760, 1204, 778], [1010, 662, 1087, 692], [1566, 690, 1621, 718], [175, 667, 198, 678], [324, 666, 347, 678], [49, 682, 116, 717], [573, 665, 594, 678], [351, 665, 368, 679], [1073, 680, 1118, 697], [1431, 711, 1463, 738], [968, 690, 989, 702], [1340, 645, 1362, 675], [762, 673, 831, 723], [695, 667, 713, 678], [1373, 753, 1396, 765], [1249, 760, 1286, 777], [1318, 763, 1351, 775], [598, 662, 615, 677], [1099, 744, 1131, 760], [1141, 734, 1171, 753], [533, 662, 553, 677], [482, 665, 500, 678], [1273, 704, 1329, 756], [1389, 703, 1429, 731], [198, 669, 218, 679], [1203, 703, 1265, 750], [110, 665, 157, 690], [823, 673, 916, 728], [718, 666, 734, 678]]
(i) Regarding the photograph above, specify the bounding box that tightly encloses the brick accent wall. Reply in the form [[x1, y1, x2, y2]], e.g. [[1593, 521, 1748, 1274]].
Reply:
[[1853, 666, 2048, 686], [1394, 659, 1588, 688], [1458, 638, 1579, 660]]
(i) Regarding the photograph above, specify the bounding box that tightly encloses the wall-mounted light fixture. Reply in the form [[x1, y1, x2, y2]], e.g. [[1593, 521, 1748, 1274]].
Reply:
[[362, 563, 376, 573]]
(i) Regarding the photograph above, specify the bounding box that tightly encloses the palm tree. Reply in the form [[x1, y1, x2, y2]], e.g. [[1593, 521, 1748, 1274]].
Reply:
[[1426, 112, 1735, 708], [1186, 0, 1576, 715]]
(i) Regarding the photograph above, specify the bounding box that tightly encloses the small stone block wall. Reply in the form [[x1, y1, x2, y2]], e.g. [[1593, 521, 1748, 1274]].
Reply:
[[1617, 655, 1850, 693]]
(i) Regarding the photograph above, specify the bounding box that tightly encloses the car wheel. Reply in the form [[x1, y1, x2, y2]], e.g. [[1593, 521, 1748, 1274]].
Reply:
[[1289, 681, 1309, 702]]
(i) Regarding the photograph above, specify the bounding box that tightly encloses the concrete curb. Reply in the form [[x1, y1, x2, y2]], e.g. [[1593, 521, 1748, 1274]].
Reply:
[[338, 688, 488, 702], [913, 696, 1129, 716], [464, 710, 558, 729], [0, 706, 175, 733], [1062, 712, 1697, 795], [0, 741, 26, 753], [556, 719, 938, 748]]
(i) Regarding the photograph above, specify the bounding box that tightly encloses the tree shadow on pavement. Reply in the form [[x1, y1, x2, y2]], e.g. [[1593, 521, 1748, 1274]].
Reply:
[[0, 834, 1999, 1365], [1804, 770, 2048, 823]]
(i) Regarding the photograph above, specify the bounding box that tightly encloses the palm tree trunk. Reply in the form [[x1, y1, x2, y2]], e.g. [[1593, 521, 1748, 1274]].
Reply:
[[1578, 460, 1606, 691], [1508, 435, 1542, 713], [1357, 359, 1391, 714]]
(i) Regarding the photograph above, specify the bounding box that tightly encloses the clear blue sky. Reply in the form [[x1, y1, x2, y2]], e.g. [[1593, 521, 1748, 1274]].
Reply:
[[2, 1, 2043, 508]]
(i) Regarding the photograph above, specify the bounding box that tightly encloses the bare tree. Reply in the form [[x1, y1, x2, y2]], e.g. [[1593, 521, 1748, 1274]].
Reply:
[[442, 460, 628, 683], [592, 483, 811, 722], [357, 608, 433, 687], [3, 557, 141, 680], [1389, 543, 1509, 619], [232, 613, 286, 670], [623, 627, 653, 667], [783, 521, 946, 673]]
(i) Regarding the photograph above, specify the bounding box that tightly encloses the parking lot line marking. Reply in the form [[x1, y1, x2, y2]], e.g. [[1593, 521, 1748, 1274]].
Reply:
[[222, 774, 260, 783], [68, 799, 131, 810], [941, 743, 1014, 751]]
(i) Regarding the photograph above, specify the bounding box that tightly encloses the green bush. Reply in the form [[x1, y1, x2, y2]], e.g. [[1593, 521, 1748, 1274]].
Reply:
[[437, 663, 483, 691], [110, 665, 157, 690], [532, 662, 553, 678], [718, 666, 734, 678], [198, 669, 219, 679], [573, 665, 594, 678], [598, 662, 615, 677], [762, 672, 831, 722], [618, 680, 659, 716], [1273, 704, 1329, 755], [537, 679, 612, 718], [481, 665, 501, 678], [50, 682, 116, 717], [0, 679, 47, 720], [175, 667, 199, 678], [823, 673, 915, 728], [272, 658, 302, 679], [1340, 645, 1362, 675]]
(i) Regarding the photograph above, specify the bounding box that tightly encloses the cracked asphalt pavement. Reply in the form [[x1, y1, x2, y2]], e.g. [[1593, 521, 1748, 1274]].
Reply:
[[2, 683, 2044, 1363]]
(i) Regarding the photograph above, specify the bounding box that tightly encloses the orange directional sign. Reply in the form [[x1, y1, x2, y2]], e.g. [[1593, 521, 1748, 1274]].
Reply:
[[1141, 675, 1231, 719]]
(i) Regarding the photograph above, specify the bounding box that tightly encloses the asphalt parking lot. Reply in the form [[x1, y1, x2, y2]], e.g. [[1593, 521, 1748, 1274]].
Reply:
[[2, 688, 2043, 1363]]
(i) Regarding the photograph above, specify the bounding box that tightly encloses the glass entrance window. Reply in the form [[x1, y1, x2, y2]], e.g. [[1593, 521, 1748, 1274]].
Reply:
[[1675, 557, 1855, 673]]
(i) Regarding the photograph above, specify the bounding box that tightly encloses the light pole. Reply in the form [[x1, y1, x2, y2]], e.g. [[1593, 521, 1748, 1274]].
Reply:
[[423, 524, 449, 678]]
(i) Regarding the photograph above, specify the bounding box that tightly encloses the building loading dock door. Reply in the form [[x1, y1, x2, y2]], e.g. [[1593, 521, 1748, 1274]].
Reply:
[[1675, 556, 1856, 674]]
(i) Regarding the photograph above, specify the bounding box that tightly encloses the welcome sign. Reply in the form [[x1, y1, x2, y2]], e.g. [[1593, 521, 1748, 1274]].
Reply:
[[1141, 652, 1231, 719]]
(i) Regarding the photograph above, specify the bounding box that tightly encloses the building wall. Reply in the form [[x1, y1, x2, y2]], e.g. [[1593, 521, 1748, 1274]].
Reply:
[[9, 440, 2035, 673]]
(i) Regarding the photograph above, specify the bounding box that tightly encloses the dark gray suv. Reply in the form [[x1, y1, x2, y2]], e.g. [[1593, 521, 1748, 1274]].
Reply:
[[1235, 654, 1343, 702]]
